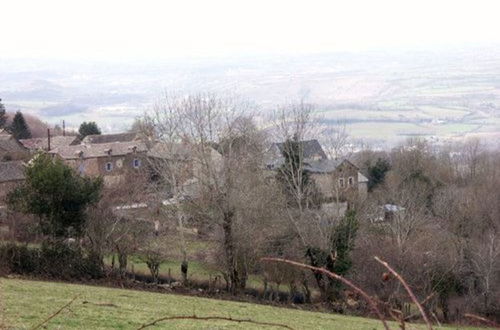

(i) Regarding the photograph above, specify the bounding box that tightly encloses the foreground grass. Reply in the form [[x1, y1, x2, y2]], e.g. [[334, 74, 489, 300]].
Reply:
[[1, 278, 487, 330]]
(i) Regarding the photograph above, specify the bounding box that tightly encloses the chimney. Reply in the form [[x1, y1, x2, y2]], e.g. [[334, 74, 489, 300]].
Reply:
[[47, 128, 51, 151]]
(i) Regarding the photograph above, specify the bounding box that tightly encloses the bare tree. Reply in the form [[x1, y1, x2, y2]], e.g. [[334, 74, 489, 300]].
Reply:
[[85, 176, 151, 276], [322, 121, 354, 160], [142, 92, 196, 284], [146, 93, 271, 294], [270, 102, 360, 303]]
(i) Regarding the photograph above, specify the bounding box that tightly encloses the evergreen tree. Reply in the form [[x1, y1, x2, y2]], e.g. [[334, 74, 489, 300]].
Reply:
[[306, 210, 359, 301], [0, 98, 7, 129], [7, 153, 102, 239], [367, 157, 390, 191], [78, 121, 101, 138], [9, 111, 31, 139]]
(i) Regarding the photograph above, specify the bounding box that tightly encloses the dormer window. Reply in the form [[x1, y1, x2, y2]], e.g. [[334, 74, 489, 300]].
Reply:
[[133, 159, 141, 168], [105, 162, 113, 172], [104, 148, 112, 156]]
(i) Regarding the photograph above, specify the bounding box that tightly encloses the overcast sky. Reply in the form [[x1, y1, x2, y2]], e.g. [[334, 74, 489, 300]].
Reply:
[[1, 0, 500, 60]]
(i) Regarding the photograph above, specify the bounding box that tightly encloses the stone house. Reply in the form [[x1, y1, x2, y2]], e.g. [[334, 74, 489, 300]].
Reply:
[[0, 129, 28, 161], [147, 141, 224, 198], [51, 141, 149, 186], [307, 158, 368, 202], [266, 139, 368, 203], [0, 161, 25, 205]]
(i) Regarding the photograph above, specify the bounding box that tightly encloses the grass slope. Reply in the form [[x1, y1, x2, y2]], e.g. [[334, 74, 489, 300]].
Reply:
[[0, 278, 487, 330]]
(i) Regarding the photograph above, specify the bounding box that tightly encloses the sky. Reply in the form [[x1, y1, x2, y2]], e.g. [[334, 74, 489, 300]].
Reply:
[[1, 0, 500, 60]]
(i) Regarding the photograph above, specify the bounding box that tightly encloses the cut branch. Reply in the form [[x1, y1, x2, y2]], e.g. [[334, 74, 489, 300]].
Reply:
[[137, 315, 294, 329], [374, 256, 432, 330], [464, 313, 500, 328], [261, 257, 390, 330], [31, 296, 78, 330]]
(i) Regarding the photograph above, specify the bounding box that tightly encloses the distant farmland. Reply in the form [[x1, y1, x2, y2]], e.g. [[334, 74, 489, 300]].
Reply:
[[0, 46, 499, 145]]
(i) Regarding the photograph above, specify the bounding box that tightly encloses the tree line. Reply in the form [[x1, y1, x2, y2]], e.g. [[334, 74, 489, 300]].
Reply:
[[1, 93, 498, 325]]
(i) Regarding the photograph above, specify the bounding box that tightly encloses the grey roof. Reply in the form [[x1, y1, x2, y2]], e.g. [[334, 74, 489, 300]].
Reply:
[[304, 159, 343, 173], [20, 136, 79, 151], [147, 142, 191, 160], [81, 132, 139, 144], [358, 172, 369, 183], [52, 141, 148, 160], [272, 139, 327, 160], [0, 132, 26, 153], [0, 161, 25, 182]]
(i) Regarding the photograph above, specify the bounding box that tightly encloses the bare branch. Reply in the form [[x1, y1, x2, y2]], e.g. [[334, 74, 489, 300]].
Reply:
[[374, 256, 432, 330], [261, 257, 390, 330], [137, 314, 295, 330], [463, 313, 500, 328], [31, 296, 78, 330]]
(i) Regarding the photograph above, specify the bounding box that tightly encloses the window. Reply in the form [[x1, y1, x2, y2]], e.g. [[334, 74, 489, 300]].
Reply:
[[339, 178, 345, 188], [133, 159, 141, 168], [105, 162, 113, 172], [348, 177, 354, 186]]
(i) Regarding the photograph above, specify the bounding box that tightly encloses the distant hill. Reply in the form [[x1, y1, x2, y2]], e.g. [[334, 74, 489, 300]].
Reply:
[[1, 46, 499, 145]]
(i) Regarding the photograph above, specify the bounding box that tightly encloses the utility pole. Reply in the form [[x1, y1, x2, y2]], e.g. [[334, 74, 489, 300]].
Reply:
[[62, 120, 66, 136], [47, 128, 51, 151]]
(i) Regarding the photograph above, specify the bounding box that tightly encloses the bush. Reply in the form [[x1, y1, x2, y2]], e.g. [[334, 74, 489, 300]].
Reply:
[[0, 242, 103, 279], [0, 242, 38, 274]]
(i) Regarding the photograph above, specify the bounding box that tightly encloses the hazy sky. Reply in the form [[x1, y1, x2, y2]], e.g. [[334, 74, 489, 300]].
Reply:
[[1, 0, 500, 59]]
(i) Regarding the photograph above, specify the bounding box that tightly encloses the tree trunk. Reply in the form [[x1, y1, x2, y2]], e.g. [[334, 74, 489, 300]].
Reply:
[[181, 260, 188, 285], [116, 248, 127, 278], [222, 209, 240, 295]]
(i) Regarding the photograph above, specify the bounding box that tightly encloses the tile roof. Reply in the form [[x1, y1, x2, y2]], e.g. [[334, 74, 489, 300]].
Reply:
[[358, 172, 369, 183], [147, 142, 191, 160], [272, 139, 327, 160], [0, 132, 26, 153], [81, 132, 139, 144], [20, 136, 79, 151], [51, 141, 148, 160], [0, 161, 25, 182], [304, 159, 343, 173]]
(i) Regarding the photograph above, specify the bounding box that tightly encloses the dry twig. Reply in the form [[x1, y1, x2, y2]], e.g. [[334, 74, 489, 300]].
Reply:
[[261, 257, 390, 330], [31, 296, 78, 330], [136, 315, 295, 329], [464, 313, 500, 328], [374, 256, 432, 330]]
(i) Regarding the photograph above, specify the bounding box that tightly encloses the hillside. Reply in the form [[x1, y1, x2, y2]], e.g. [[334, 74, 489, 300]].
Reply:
[[0, 278, 488, 329]]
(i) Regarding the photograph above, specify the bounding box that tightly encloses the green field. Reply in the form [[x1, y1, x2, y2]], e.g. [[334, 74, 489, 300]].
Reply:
[[0, 278, 489, 329]]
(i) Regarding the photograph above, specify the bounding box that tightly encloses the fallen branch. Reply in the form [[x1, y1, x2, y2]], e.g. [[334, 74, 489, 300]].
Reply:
[[464, 313, 500, 328], [261, 257, 390, 330], [374, 256, 432, 330], [31, 296, 78, 330], [137, 315, 295, 329]]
